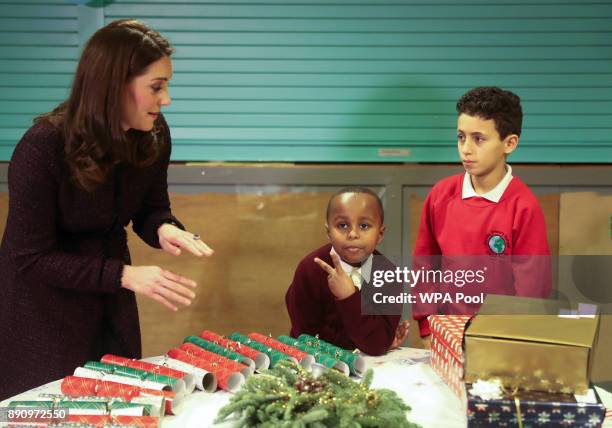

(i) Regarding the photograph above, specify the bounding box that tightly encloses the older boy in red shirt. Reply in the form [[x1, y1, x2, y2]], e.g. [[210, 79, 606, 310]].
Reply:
[[413, 87, 551, 346]]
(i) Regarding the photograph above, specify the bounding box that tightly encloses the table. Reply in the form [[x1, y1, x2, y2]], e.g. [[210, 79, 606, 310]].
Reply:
[[3, 347, 610, 427]]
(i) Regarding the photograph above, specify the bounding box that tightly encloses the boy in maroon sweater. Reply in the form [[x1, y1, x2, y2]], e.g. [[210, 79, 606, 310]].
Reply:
[[412, 87, 551, 347], [285, 188, 409, 356]]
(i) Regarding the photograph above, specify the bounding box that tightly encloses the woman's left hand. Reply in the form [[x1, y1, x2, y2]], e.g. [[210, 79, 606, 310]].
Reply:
[[158, 223, 214, 257]]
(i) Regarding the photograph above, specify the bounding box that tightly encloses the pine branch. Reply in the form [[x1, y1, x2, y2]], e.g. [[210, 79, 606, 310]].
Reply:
[[214, 361, 420, 428]]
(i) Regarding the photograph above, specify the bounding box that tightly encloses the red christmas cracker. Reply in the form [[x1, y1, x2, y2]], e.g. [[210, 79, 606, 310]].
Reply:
[[429, 315, 471, 399], [113, 415, 159, 428], [180, 342, 248, 374], [96, 380, 142, 401], [61, 376, 98, 396], [101, 354, 187, 380], [68, 414, 110, 426], [167, 347, 242, 392], [248, 332, 307, 362], [62, 376, 142, 401], [68, 414, 159, 428], [62, 376, 141, 401], [200, 330, 261, 362], [61, 376, 176, 415]]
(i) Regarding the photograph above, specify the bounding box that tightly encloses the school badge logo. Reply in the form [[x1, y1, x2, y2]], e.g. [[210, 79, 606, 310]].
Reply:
[[486, 231, 508, 255]]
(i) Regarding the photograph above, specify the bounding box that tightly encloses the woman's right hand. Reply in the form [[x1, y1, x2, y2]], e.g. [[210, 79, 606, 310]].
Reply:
[[121, 265, 197, 311]]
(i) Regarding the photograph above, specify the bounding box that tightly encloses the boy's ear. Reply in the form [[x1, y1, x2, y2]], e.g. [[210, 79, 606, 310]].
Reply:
[[377, 224, 386, 244], [503, 134, 519, 155], [325, 223, 331, 238]]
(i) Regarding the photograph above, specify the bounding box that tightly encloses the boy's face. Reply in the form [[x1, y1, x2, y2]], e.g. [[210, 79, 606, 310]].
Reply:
[[457, 113, 518, 178], [326, 192, 385, 265]]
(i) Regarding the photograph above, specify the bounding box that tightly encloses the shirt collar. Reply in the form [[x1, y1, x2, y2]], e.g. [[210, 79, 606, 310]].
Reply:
[[462, 164, 513, 203], [330, 246, 373, 290]]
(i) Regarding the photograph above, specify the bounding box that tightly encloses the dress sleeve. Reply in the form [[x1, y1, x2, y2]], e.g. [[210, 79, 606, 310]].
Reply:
[[3, 125, 123, 293]]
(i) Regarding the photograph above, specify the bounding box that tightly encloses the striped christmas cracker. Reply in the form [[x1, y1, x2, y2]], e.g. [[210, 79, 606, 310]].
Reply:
[[200, 330, 270, 370], [101, 354, 195, 394], [183, 335, 255, 373], [277, 335, 349, 375], [167, 348, 244, 393], [228, 333, 297, 368], [248, 332, 315, 370]]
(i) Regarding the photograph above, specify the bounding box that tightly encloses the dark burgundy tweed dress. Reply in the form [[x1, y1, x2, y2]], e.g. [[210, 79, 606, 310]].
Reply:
[[0, 116, 181, 399]]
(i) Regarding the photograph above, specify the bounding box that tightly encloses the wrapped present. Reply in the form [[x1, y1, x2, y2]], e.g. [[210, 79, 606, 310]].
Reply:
[[467, 380, 606, 427], [429, 314, 471, 399], [465, 295, 600, 394]]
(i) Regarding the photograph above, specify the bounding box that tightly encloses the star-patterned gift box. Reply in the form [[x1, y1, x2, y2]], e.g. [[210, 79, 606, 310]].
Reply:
[[467, 383, 606, 427], [429, 315, 472, 400]]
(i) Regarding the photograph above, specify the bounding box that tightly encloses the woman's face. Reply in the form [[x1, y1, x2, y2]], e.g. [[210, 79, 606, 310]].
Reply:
[[121, 55, 172, 131]]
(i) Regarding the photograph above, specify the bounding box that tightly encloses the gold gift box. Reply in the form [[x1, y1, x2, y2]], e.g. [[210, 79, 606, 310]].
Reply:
[[464, 295, 599, 394]]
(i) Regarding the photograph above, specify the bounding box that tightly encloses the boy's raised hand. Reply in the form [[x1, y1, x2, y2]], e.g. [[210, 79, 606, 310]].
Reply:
[[314, 252, 357, 300], [390, 320, 410, 349]]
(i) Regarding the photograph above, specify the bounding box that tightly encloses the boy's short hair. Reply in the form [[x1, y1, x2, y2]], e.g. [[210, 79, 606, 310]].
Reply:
[[326, 187, 384, 224], [456, 86, 523, 139]]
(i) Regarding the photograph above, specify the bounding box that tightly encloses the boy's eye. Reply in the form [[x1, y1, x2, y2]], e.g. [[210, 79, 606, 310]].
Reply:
[[360, 223, 370, 230], [457, 134, 465, 142], [337, 223, 348, 229], [151, 86, 162, 93], [474, 136, 485, 144]]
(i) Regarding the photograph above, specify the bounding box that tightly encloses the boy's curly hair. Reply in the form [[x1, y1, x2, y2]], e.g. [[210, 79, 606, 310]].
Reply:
[[456, 87, 522, 139]]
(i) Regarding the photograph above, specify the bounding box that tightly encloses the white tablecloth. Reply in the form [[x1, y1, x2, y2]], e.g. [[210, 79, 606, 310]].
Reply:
[[3, 347, 611, 427]]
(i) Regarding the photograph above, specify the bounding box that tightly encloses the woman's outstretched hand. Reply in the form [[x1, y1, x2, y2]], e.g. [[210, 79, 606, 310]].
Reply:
[[121, 265, 198, 311]]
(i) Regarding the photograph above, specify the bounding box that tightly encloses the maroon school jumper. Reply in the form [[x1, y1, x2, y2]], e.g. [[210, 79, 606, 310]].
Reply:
[[285, 243, 401, 356], [0, 116, 181, 399]]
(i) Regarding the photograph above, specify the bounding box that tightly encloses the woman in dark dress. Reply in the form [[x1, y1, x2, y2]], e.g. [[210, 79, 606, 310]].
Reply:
[[0, 19, 212, 399]]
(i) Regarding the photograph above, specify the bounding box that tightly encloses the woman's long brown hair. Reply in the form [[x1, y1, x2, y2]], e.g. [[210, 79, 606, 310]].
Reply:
[[38, 19, 174, 191]]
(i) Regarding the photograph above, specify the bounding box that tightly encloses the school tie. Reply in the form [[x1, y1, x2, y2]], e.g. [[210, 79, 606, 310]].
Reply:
[[349, 267, 362, 290]]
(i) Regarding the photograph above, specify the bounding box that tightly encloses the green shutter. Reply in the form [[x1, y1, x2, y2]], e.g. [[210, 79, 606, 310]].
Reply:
[[1, 0, 611, 162]]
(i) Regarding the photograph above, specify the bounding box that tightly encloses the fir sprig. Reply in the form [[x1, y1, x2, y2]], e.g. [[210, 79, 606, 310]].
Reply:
[[214, 360, 420, 428]]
